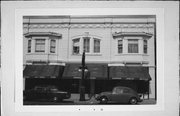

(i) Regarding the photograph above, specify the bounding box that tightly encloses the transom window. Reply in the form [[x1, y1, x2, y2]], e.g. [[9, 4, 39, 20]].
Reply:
[[35, 39, 45, 52], [72, 36, 101, 54], [128, 39, 139, 53]]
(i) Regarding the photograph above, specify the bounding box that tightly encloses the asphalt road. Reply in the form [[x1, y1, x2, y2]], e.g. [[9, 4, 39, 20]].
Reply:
[[24, 99, 156, 105]]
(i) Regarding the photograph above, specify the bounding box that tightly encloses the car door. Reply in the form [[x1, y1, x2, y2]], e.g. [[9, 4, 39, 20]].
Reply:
[[111, 88, 124, 103]]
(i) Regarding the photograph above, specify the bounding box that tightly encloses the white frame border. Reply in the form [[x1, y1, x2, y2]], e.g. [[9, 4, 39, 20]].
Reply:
[[14, 8, 164, 112]]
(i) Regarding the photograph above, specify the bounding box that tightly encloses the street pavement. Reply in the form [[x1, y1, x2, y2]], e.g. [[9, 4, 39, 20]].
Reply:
[[24, 94, 156, 105]]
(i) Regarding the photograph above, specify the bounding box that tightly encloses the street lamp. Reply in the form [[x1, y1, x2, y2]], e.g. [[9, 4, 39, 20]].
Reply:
[[78, 50, 88, 101]]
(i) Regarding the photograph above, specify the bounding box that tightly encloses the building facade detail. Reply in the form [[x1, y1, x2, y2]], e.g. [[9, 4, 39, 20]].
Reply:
[[23, 16, 156, 99]]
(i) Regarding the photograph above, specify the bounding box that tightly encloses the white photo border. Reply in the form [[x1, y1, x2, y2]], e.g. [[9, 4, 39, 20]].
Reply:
[[14, 8, 164, 112]]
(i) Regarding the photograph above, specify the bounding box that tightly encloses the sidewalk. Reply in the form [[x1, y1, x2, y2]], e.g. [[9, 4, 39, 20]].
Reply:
[[66, 94, 156, 105]]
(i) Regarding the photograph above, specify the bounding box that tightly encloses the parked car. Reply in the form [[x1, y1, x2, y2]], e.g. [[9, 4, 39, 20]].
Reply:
[[96, 86, 142, 104], [23, 85, 71, 102]]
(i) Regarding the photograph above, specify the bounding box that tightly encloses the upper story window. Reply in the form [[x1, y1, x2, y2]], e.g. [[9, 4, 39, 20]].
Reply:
[[50, 39, 56, 53], [128, 39, 139, 53], [73, 38, 80, 54], [24, 32, 62, 54], [35, 39, 46, 52], [72, 36, 101, 55], [27, 39, 31, 53], [113, 32, 152, 55], [94, 38, 100, 53], [118, 40, 123, 54], [83, 37, 90, 53], [143, 39, 148, 54]]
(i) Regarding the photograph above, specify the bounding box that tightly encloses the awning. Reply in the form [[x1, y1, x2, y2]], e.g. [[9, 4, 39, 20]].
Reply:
[[62, 64, 108, 79], [109, 66, 151, 81], [23, 65, 64, 78]]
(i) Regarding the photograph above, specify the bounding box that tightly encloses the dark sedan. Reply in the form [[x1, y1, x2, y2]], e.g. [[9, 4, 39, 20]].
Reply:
[[96, 86, 142, 104], [23, 85, 71, 102]]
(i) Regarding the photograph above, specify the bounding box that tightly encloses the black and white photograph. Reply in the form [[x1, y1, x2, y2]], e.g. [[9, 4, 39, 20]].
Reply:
[[1, 1, 179, 116], [23, 15, 156, 105]]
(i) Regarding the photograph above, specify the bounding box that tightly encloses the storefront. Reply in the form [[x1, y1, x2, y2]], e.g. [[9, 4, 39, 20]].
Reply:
[[23, 64, 151, 98]]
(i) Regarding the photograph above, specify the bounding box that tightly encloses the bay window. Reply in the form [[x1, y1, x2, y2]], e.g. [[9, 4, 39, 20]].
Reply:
[[50, 39, 56, 53], [27, 39, 31, 53], [128, 39, 139, 53], [72, 36, 101, 54], [118, 40, 123, 54], [35, 39, 45, 52], [143, 39, 148, 54]]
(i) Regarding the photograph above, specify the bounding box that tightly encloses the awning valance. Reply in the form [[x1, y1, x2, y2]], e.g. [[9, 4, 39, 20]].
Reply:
[[109, 66, 151, 81], [23, 65, 64, 78], [62, 64, 108, 79]]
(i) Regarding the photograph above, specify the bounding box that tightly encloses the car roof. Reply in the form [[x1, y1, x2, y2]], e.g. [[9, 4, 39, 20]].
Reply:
[[114, 86, 133, 90]]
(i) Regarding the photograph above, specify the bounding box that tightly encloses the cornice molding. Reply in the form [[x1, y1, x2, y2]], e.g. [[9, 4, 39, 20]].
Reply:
[[23, 24, 154, 29]]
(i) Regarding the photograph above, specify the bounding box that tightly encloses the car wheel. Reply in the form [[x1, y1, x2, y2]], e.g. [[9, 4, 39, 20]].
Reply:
[[100, 96, 108, 104], [129, 97, 137, 104]]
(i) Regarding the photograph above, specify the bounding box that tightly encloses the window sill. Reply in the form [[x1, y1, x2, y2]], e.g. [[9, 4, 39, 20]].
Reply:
[[71, 53, 102, 56], [26, 53, 57, 55], [115, 53, 149, 56]]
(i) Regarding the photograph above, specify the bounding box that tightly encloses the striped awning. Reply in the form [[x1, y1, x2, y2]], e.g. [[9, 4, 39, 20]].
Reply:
[[62, 63, 108, 79], [109, 66, 151, 81]]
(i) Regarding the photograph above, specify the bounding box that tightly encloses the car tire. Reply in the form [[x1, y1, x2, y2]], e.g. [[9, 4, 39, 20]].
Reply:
[[100, 96, 108, 104], [129, 97, 138, 104]]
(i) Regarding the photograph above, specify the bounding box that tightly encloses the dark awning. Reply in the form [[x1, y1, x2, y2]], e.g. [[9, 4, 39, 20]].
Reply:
[[62, 63, 108, 79], [23, 65, 64, 78], [109, 66, 151, 81]]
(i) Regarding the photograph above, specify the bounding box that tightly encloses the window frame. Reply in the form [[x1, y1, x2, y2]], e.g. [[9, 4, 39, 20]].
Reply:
[[27, 39, 31, 53], [72, 38, 80, 54], [72, 36, 101, 55], [143, 39, 148, 54], [35, 38, 46, 53], [50, 39, 56, 53], [128, 39, 139, 53], [117, 39, 123, 54], [93, 38, 101, 53]]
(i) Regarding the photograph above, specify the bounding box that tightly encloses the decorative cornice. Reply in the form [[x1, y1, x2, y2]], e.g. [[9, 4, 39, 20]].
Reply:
[[23, 24, 154, 29]]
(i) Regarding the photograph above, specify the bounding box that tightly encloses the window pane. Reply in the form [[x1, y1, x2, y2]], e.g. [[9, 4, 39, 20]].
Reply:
[[128, 39, 138, 53], [94, 39, 100, 53], [35, 39, 45, 52], [50, 40, 56, 53], [144, 40, 148, 54], [118, 40, 123, 53], [83, 37, 90, 53], [73, 38, 80, 54], [27, 40, 31, 53]]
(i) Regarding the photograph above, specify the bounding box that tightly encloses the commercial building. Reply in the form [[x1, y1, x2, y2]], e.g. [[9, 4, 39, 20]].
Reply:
[[23, 16, 156, 99]]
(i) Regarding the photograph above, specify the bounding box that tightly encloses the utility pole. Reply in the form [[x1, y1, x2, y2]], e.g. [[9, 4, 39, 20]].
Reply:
[[79, 50, 86, 101]]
